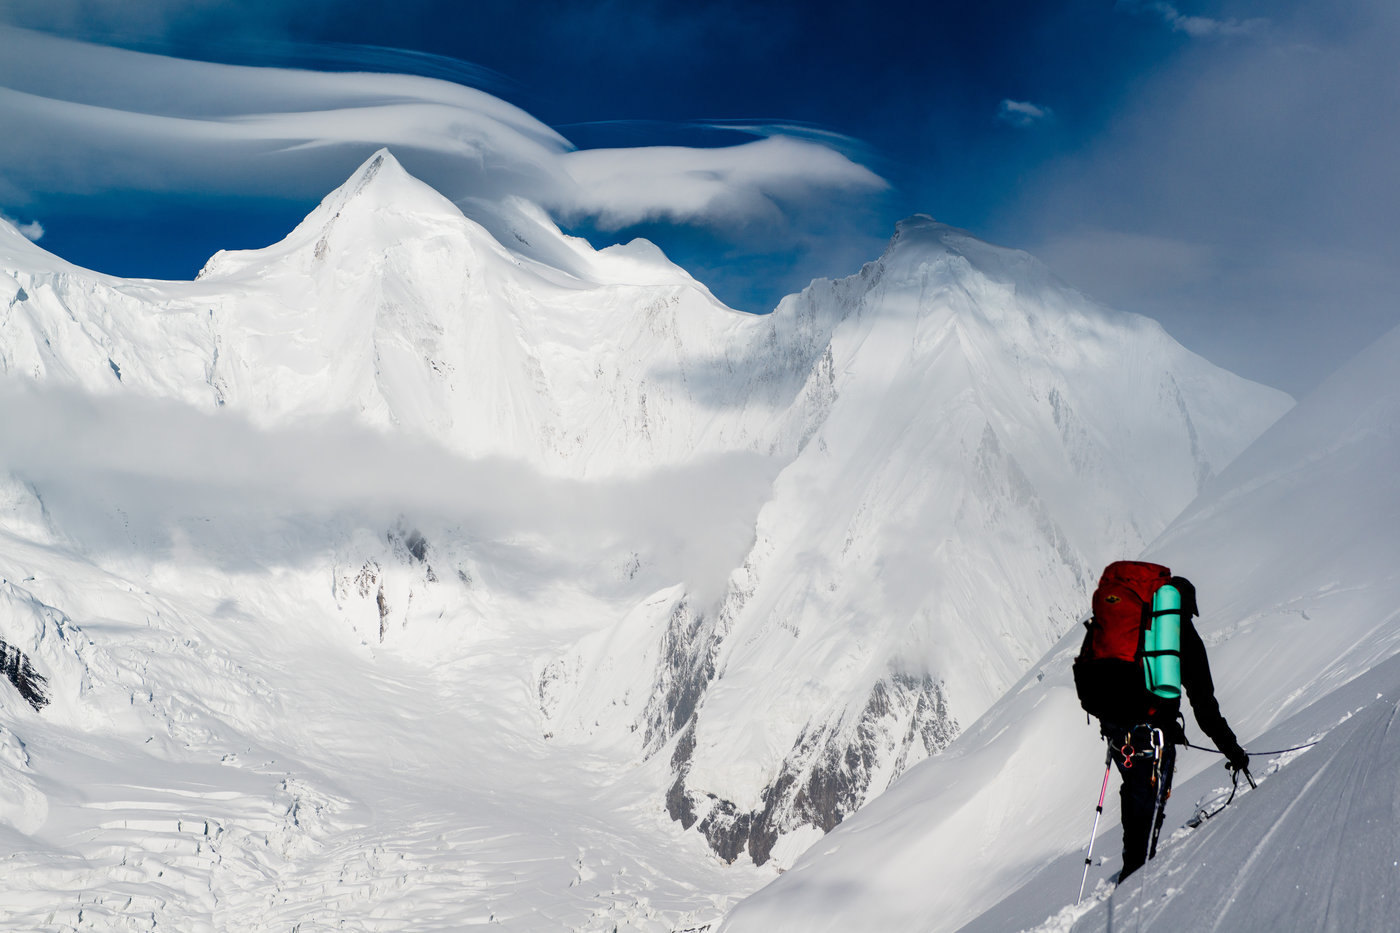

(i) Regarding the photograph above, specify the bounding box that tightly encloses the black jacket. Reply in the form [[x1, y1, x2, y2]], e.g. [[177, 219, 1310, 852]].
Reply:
[[1162, 614, 1242, 757], [1133, 577, 1242, 758]]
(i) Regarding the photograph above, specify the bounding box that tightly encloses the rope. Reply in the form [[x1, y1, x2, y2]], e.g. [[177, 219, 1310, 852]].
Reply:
[[1182, 739, 1319, 756]]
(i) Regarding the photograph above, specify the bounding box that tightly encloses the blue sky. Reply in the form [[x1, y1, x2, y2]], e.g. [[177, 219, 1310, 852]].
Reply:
[[0, 0, 1395, 395]]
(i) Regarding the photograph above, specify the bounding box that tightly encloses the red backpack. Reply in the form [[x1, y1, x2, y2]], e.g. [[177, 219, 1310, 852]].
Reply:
[[1072, 561, 1173, 724]]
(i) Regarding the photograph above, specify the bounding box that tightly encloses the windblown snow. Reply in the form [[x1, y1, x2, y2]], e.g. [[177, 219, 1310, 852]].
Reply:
[[0, 150, 1313, 931]]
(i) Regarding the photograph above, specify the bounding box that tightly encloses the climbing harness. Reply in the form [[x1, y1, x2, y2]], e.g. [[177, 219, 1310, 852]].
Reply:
[[1113, 725, 1165, 769]]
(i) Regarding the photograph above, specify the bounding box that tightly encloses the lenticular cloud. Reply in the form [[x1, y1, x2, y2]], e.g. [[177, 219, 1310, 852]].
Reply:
[[0, 25, 883, 228], [561, 136, 885, 230]]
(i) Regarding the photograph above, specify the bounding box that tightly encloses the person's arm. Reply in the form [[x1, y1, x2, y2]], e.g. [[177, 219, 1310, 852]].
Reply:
[[1179, 616, 1249, 769]]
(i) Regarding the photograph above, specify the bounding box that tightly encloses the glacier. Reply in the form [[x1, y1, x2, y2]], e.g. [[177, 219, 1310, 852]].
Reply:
[[0, 150, 1303, 930]]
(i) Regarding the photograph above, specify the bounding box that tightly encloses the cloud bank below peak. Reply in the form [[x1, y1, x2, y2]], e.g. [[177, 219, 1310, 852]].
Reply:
[[0, 25, 885, 234]]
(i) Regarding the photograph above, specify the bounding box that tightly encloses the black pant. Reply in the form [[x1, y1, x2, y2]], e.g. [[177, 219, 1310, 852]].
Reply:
[[1106, 726, 1176, 880]]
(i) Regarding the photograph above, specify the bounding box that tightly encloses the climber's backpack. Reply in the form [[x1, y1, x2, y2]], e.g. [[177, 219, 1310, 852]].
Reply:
[[1072, 560, 1184, 725]]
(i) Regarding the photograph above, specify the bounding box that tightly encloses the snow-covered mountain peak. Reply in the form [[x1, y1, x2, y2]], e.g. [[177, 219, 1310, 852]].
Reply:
[[817, 214, 1102, 366], [876, 214, 1049, 290], [318, 147, 431, 214], [0, 151, 787, 474], [883, 213, 1001, 258], [310, 148, 475, 241], [198, 149, 708, 295], [196, 148, 494, 282]]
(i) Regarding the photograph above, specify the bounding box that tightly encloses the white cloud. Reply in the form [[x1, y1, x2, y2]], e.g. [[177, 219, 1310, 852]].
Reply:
[[559, 136, 886, 230], [1119, 1, 1267, 39], [0, 25, 884, 234], [0, 381, 778, 595], [997, 99, 1054, 128], [0, 211, 42, 240]]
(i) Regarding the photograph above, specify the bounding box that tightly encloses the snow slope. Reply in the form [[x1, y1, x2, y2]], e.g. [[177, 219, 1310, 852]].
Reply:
[[720, 319, 1400, 932], [1038, 650, 1400, 933], [0, 150, 1295, 929], [0, 528, 771, 932]]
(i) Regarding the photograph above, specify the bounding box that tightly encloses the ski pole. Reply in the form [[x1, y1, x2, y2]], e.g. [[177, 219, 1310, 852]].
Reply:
[[1078, 748, 1114, 905]]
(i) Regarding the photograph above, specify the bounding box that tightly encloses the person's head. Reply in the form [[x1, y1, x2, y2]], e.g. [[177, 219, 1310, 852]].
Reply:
[[1170, 576, 1199, 618]]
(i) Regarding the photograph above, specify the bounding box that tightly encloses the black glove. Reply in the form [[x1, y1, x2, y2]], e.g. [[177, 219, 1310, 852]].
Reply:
[[1224, 745, 1250, 773]]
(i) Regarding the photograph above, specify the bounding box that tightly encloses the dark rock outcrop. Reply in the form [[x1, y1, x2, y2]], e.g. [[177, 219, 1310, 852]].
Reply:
[[0, 639, 48, 711], [668, 671, 958, 865]]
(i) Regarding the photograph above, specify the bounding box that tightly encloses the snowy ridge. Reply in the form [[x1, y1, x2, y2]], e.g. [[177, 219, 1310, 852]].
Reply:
[[719, 320, 1400, 932], [0, 149, 1296, 928]]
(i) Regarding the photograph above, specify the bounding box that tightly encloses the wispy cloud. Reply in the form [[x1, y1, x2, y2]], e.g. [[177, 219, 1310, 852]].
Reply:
[[997, 99, 1054, 128], [1117, 1, 1267, 39], [0, 25, 883, 236], [0, 211, 42, 240], [560, 136, 884, 230]]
